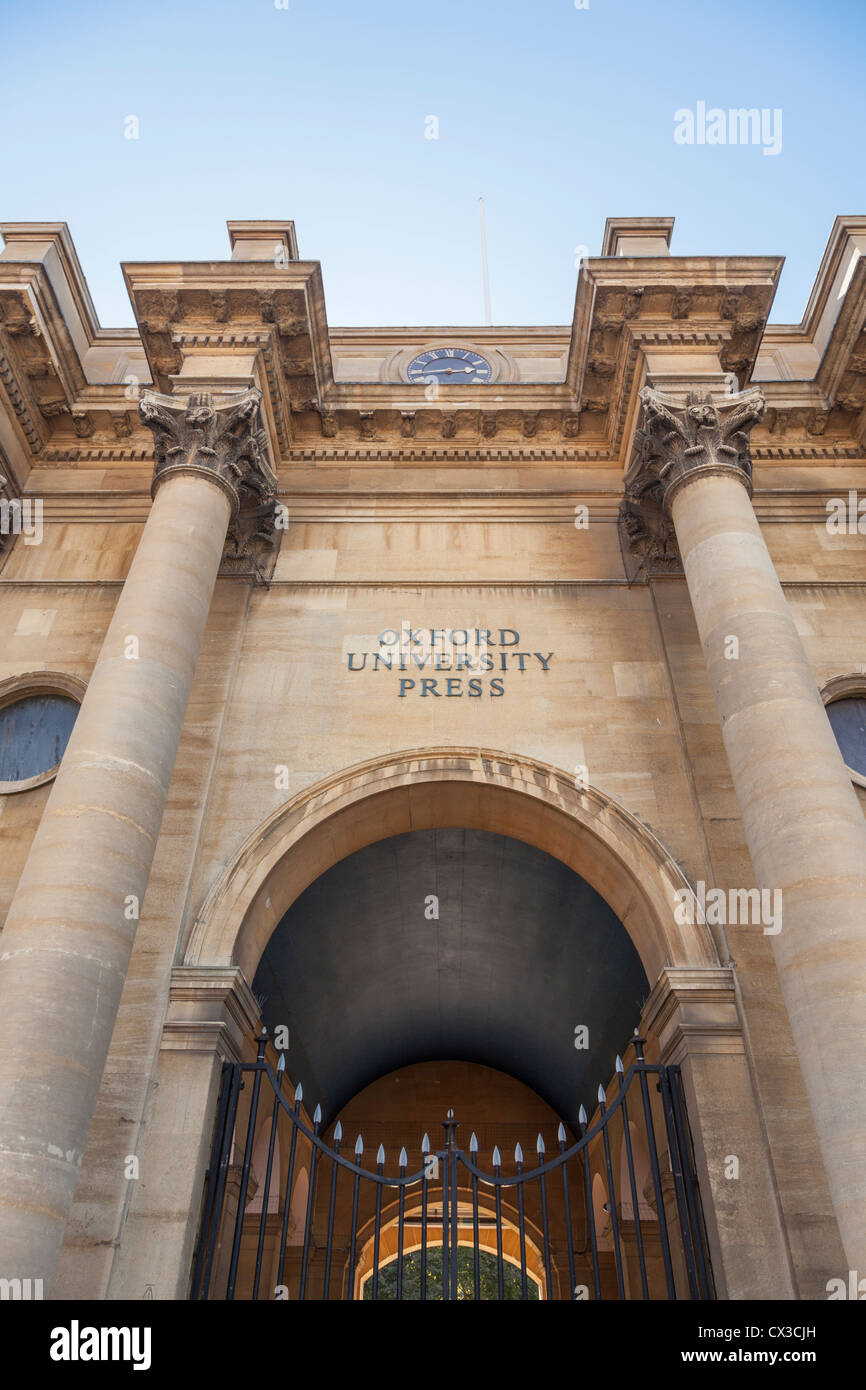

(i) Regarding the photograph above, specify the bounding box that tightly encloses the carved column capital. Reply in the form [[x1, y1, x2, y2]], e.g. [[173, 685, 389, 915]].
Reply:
[[138, 388, 281, 585], [619, 385, 765, 576], [138, 387, 275, 508]]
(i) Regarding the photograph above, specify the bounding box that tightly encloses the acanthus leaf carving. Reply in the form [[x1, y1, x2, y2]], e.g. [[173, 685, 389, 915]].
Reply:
[[138, 388, 280, 584], [619, 384, 765, 578]]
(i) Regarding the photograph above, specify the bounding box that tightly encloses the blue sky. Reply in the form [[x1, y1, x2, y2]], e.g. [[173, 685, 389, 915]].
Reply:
[[1, 0, 862, 328]]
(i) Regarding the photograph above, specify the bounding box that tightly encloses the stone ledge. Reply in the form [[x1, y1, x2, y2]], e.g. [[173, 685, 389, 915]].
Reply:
[[163, 965, 261, 1063]]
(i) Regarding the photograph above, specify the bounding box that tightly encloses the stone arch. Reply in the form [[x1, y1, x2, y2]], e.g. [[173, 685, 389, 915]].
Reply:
[[355, 1206, 548, 1299], [185, 746, 717, 984]]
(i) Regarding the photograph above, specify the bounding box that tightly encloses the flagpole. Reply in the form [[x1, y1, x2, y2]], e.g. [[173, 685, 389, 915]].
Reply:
[[479, 196, 492, 326]]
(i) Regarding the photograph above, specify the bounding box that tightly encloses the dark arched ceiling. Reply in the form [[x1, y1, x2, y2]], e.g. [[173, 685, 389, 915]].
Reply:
[[253, 828, 648, 1123]]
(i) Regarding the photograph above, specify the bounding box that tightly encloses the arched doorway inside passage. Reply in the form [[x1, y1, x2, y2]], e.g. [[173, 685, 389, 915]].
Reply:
[[180, 750, 722, 1300]]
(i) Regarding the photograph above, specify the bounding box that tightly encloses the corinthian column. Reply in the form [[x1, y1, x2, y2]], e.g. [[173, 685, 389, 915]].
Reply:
[[0, 388, 276, 1293], [624, 384, 866, 1272]]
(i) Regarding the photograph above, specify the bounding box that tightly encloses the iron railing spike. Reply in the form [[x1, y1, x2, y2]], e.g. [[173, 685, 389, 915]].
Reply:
[[294, 1081, 303, 1102], [313, 1103, 322, 1124], [598, 1083, 606, 1103], [377, 1144, 385, 1165], [616, 1054, 624, 1073], [421, 1132, 430, 1153], [515, 1141, 523, 1163], [276, 1052, 286, 1074], [578, 1104, 587, 1125], [492, 1146, 501, 1166], [334, 1120, 342, 1142], [558, 1122, 567, 1142], [355, 1134, 363, 1156], [470, 1131, 478, 1152], [537, 1132, 545, 1154], [399, 1147, 407, 1167]]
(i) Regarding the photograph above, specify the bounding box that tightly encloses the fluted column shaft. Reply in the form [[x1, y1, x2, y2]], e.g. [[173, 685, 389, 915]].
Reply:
[[0, 389, 273, 1293]]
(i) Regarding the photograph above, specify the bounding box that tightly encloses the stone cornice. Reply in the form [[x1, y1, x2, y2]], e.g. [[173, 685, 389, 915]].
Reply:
[[2, 218, 866, 478], [816, 255, 866, 412], [28, 434, 866, 467], [163, 965, 261, 1063], [640, 966, 742, 1065], [0, 262, 88, 425], [566, 254, 782, 399], [768, 215, 866, 344], [122, 257, 333, 403]]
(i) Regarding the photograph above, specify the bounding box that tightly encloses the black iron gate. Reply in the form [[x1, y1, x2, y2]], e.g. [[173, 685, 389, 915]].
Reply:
[[190, 1033, 714, 1300]]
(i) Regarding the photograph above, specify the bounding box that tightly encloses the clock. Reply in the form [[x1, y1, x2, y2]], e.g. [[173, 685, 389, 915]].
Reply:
[[407, 347, 492, 384]]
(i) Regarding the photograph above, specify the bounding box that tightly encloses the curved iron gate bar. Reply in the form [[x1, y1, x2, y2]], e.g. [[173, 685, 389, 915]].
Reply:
[[618, 1066, 650, 1300], [665, 1066, 715, 1299], [225, 1053, 668, 1190], [191, 1045, 715, 1300]]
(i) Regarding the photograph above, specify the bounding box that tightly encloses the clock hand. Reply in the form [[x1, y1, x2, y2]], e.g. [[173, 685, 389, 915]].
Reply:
[[425, 365, 479, 374]]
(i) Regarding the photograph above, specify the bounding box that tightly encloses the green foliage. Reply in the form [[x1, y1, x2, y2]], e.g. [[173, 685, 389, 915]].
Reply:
[[363, 1246, 539, 1300]]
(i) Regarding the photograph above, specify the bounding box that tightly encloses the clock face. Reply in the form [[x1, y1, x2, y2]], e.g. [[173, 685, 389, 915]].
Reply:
[[407, 347, 492, 384]]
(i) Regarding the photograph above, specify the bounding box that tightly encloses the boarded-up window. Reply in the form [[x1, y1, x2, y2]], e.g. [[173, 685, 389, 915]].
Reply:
[[827, 697, 866, 778], [0, 695, 79, 783]]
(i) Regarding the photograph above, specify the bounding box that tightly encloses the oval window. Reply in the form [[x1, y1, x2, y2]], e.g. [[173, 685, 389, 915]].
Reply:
[[826, 696, 866, 779], [0, 694, 79, 785]]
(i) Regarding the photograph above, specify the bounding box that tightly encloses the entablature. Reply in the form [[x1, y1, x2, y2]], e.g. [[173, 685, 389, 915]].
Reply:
[[1, 216, 864, 483]]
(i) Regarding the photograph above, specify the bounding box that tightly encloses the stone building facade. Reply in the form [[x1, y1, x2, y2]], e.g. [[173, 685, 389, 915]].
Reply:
[[0, 215, 864, 1301]]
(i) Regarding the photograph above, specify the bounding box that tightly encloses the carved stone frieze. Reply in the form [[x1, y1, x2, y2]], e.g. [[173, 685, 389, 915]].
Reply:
[[806, 408, 830, 437], [619, 384, 765, 578], [72, 412, 94, 439], [316, 405, 338, 438], [562, 411, 581, 439], [671, 289, 692, 320], [111, 412, 133, 440], [764, 407, 797, 437]]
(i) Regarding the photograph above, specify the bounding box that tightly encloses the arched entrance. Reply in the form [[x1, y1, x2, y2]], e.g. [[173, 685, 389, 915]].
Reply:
[[184, 746, 718, 977], [250, 828, 651, 1122], [111, 750, 795, 1301]]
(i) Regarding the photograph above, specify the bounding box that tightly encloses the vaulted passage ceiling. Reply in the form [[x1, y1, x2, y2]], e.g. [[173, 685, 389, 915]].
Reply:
[[253, 828, 649, 1123]]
